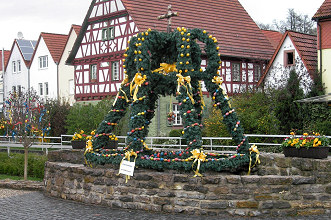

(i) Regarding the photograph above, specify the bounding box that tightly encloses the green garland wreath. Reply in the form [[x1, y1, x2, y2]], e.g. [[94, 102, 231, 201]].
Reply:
[[85, 27, 258, 175]]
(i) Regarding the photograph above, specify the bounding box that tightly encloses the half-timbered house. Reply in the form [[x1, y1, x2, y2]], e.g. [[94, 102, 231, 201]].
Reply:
[[67, 0, 274, 135]]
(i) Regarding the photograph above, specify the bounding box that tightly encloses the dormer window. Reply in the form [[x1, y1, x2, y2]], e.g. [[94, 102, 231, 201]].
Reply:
[[284, 50, 295, 66]]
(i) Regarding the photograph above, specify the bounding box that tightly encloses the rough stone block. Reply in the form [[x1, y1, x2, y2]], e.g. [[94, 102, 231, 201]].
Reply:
[[292, 176, 316, 185], [241, 176, 260, 184], [200, 201, 228, 209], [211, 186, 230, 194], [183, 184, 208, 194], [297, 209, 325, 216], [236, 201, 259, 208], [226, 176, 241, 184], [174, 199, 199, 207], [261, 201, 273, 209], [174, 175, 189, 183], [262, 176, 292, 185], [119, 195, 133, 202], [153, 197, 172, 205]]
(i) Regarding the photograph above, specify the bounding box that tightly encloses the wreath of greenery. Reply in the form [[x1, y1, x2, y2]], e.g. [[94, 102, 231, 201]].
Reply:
[[84, 28, 258, 174]]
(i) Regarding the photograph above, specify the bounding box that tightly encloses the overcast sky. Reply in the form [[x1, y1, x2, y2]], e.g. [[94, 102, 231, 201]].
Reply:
[[0, 0, 325, 50]]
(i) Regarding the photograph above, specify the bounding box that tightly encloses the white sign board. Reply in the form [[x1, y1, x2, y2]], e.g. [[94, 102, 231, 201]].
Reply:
[[119, 160, 135, 176]]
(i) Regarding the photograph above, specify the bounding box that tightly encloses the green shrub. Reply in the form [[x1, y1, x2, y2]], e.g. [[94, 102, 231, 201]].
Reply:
[[0, 152, 47, 179], [169, 129, 182, 137]]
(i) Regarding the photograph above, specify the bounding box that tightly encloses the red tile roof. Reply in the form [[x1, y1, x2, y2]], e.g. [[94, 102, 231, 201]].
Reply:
[[0, 50, 10, 71], [40, 33, 68, 63], [72, 25, 82, 35], [261, 30, 283, 50], [258, 31, 317, 86], [122, 0, 274, 60], [313, 0, 331, 20]]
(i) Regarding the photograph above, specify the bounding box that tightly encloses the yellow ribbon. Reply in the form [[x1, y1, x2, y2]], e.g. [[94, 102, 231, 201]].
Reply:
[[84, 140, 93, 168], [212, 76, 223, 88], [188, 149, 206, 177], [176, 73, 195, 104], [130, 73, 147, 102], [142, 141, 152, 150], [118, 149, 138, 183], [247, 145, 260, 175], [113, 75, 129, 106], [198, 81, 206, 109], [152, 63, 177, 75]]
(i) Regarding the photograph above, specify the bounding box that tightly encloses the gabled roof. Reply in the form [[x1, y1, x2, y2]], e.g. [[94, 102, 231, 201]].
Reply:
[[0, 50, 10, 71], [313, 0, 331, 20], [261, 30, 283, 50], [68, 0, 274, 64], [5, 39, 37, 69], [38, 33, 69, 64], [72, 25, 82, 35], [258, 31, 317, 86]]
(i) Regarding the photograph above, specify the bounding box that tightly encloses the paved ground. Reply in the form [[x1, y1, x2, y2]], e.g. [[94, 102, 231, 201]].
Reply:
[[0, 188, 330, 220]]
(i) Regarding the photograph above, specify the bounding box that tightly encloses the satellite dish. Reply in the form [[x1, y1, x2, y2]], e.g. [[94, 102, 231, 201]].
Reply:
[[17, 32, 24, 40]]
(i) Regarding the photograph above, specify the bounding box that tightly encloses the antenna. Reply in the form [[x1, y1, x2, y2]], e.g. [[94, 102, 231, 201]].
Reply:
[[17, 32, 24, 40]]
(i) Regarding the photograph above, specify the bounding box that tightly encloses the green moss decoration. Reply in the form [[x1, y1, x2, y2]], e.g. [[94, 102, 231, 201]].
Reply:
[[85, 27, 257, 174]]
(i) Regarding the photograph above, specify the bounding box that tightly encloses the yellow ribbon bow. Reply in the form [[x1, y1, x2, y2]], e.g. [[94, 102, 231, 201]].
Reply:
[[212, 76, 223, 88], [130, 73, 147, 101], [189, 149, 207, 177], [247, 145, 260, 175], [84, 140, 93, 168], [198, 81, 206, 109], [176, 73, 195, 104], [152, 63, 177, 75], [119, 149, 138, 183]]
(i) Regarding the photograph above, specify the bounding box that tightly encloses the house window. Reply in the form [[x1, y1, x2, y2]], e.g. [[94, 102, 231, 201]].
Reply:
[[39, 56, 48, 69], [39, 83, 43, 95], [44, 82, 49, 95], [254, 65, 261, 82], [172, 104, 182, 126], [102, 27, 115, 41], [12, 61, 16, 73], [69, 79, 74, 95], [17, 60, 21, 72], [12, 86, 16, 93], [90, 64, 97, 81], [112, 61, 119, 81], [232, 63, 240, 82], [16, 85, 22, 95], [284, 50, 295, 66]]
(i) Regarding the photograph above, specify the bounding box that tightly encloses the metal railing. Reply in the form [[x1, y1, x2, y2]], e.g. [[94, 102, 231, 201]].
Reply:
[[0, 134, 329, 156]]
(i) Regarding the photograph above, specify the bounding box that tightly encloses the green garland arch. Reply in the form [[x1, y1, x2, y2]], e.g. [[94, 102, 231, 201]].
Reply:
[[85, 27, 258, 174]]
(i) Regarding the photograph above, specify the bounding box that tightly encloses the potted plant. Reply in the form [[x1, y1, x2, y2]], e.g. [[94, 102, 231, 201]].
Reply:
[[104, 134, 118, 149], [71, 130, 91, 149], [282, 132, 330, 159]]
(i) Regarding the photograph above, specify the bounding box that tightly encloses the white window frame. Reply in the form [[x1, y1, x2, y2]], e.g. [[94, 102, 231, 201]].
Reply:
[[112, 61, 120, 81], [90, 64, 97, 81], [254, 65, 261, 82], [39, 83, 43, 96], [232, 63, 240, 82], [17, 60, 21, 72], [39, 56, 48, 69], [172, 103, 182, 126], [12, 61, 16, 73], [44, 82, 49, 96], [102, 26, 115, 41], [69, 79, 74, 95]]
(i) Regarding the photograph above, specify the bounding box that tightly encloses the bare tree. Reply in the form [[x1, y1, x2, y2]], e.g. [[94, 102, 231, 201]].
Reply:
[[4, 89, 50, 180], [259, 9, 316, 35]]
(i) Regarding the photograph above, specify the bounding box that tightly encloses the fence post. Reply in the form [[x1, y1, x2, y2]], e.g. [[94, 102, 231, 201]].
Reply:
[[7, 146, 10, 157]]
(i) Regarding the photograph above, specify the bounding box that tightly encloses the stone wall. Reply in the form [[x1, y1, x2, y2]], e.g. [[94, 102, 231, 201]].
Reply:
[[44, 152, 331, 217]]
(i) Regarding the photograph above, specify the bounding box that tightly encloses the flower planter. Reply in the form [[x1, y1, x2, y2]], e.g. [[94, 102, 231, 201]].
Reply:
[[103, 140, 118, 149], [71, 140, 86, 149], [283, 146, 329, 159]]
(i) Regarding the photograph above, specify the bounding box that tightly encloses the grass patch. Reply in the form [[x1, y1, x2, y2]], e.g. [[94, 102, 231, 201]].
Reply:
[[0, 152, 47, 179], [0, 174, 42, 181]]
